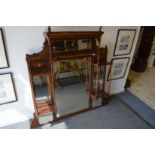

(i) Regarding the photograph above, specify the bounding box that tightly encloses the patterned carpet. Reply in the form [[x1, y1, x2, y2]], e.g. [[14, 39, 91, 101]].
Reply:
[[128, 67, 155, 110]]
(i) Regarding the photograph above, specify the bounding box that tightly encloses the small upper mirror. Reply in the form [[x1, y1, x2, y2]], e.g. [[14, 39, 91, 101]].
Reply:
[[51, 39, 92, 52]]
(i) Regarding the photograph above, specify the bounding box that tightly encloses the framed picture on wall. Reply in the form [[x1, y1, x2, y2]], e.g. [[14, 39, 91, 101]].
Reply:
[[0, 73, 17, 105], [113, 29, 136, 56], [108, 57, 130, 81], [0, 28, 9, 69]]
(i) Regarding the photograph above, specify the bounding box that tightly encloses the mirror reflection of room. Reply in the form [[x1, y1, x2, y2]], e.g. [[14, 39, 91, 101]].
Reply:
[[33, 76, 51, 103], [54, 58, 89, 117]]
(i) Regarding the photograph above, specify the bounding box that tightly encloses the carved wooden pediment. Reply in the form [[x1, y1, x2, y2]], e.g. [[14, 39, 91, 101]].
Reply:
[[26, 40, 50, 61]]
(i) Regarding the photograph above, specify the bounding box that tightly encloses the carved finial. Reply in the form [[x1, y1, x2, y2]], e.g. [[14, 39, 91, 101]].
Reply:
[[99, 26, 102, 31], [48, 26, 51, 33]]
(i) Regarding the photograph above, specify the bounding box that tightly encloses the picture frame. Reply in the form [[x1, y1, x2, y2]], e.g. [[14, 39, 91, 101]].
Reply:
[[0, 73, 17, 105], [108, 57, 130, 81], [0, 28, 9, 69], [113, 29, 136, 56]]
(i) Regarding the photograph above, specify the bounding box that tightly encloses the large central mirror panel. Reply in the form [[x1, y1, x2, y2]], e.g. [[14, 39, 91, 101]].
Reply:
[[53, 58, 90, 117]]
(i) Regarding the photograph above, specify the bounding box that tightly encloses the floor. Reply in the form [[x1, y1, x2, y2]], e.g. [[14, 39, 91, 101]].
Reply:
[[128, 67, 155, 110], [41, 96, 152, 129], [0, 88, 152, 129], [118, 90, 155, 128]]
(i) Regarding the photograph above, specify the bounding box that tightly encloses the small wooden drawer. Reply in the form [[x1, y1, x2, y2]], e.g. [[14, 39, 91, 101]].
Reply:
[[30, 59, 51, 75]]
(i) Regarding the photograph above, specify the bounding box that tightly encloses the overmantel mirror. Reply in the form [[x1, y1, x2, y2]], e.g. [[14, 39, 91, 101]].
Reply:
[[26, 26, 112, 128]]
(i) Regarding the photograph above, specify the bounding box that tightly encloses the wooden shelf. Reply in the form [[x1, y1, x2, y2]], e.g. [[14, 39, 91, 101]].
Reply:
[[37, 105, 54, 116], [52, 49, 95, 60], [44, 31, 104, 40], [36, 100, 52, 108], [36, 101, 55, 116]]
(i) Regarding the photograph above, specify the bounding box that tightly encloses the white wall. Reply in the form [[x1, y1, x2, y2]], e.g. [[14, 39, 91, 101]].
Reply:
[[100, 26, 141, 94], [0, 26, 140, 127]]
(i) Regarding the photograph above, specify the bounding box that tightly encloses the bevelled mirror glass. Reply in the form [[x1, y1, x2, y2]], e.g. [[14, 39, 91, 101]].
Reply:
[[92, 65, 105, 108], [51, 39, 92, 53], [53, 58, 90, 117], [33, 75, 51, 104]]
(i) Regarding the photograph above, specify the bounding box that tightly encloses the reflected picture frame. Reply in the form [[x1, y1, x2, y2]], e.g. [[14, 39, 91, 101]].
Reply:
[[0, 28, 9, 69], [113, 29, 136, 56], [0, 73, 17, 105], [108, 57, 130, 81]]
